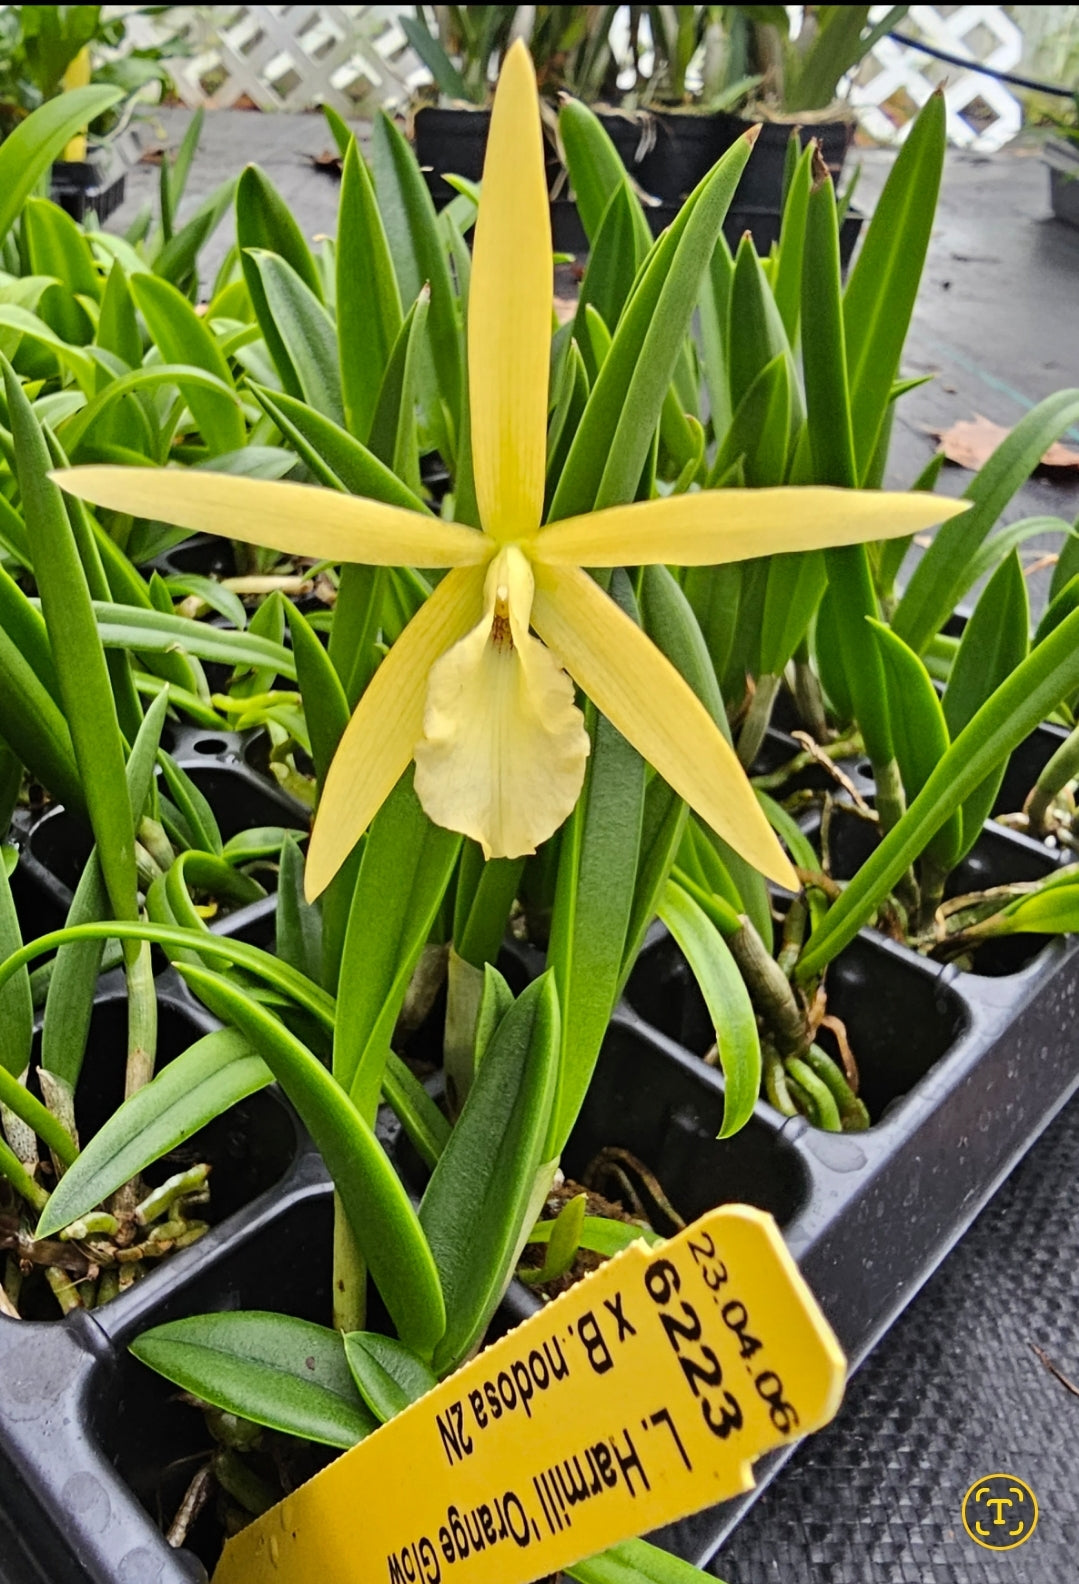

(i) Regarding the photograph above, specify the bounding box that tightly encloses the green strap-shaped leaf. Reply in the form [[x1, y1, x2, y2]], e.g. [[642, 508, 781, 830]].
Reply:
[[697, 233, 734, 443], [802, 171, 892, 772], [4, 359, 135, 922], [284, 602, 349, 791], [0, 622, 80, 814], [60, 363, 242, 461], [558, 98, 653, 253], [942, 550, 1030, 859], [42, 689, 170, 1087], [728, 234, 793, 418], [710, 350, 791, 489], [638, 565, 772, 947], [658, 880, 760, 1138], [843, 91, 945, 481], [130, 1312, 377, 1449], [129, 273, 244, 455], [551, 133, 754, 518], [758, 548, 826, 679], [177, 962, 446, 1360], [157, 752, 223, 855], [237, 163, 323, 400], [87, 603, 297, 679], [575, 183, 650, 361], [420, 973, 559, 1374], [0, 560, 61, 703], [246, 250, 343, 426], [366, 289, 427, 499], [337, 139, 403, 442], [335, 775, 462, 1117], [398, 15, 474, 102], [0, 87, 123, 248], [869, 619, 961, 873], [152, 176, 236, 295], [252, 385, 426, 510], [0, 921, 335, 1034], [894, 387, 1079, 653], [276, 832, 322, 984], [36, 1029, 270, 1239], [547, 570, 645, 1156], [371, 111, 463, 455], [798, 601, 1079, 981], [24, 197, 101, 303], [993, 870, 1079, 936], [344, 1331, 437, 1421], [771, 140, 814, 345]]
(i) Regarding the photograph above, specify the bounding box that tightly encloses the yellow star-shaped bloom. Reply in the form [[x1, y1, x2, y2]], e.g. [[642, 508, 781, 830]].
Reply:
[[56, 40, 965, 901]]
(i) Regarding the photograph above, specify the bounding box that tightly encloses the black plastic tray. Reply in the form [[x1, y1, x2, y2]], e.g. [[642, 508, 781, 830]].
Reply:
[[2, 726, 1077, 1579]]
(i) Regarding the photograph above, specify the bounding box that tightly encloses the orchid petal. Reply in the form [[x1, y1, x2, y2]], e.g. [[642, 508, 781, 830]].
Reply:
[[531, 563, 798, 890], [467, 38, 550, 543], [414, 547, 588, 859], [53, 468, 489, 569], [306, 564, 487, 899], [536, 487, 970, 566]]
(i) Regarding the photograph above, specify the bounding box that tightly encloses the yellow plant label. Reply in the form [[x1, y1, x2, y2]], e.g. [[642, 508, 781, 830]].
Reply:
[[212, 1205, 845, 1584]]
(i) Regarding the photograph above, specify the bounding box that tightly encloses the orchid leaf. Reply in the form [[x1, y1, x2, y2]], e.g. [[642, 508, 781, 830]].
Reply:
[[337, 138, 403, 442], [129, 273, 244, 455], [658, 880, 760, 1137], [246, 250, 343, 426], [130, 1313, 376, 1449], [343, 1332, 437, 1422], [420, 972, 559, 1374]]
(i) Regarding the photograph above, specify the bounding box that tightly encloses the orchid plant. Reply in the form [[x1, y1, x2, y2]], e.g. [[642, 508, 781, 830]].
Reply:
[[0, 26, 1077, 1577]]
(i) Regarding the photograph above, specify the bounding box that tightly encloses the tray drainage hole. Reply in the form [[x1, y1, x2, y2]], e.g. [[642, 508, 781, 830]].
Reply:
[[194, 736, 230, 755]]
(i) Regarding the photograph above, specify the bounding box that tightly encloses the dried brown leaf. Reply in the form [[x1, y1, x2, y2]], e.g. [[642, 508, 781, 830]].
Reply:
[[933, 413, 1079, 472]]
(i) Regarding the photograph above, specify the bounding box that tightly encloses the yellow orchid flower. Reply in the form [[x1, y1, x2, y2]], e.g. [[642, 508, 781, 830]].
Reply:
[[55, 40, 966, 903]]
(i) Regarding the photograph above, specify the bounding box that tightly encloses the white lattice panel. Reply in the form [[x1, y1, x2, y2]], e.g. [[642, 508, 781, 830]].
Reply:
[[111, 4, 429, 115], [849, 4, 1024, 151]]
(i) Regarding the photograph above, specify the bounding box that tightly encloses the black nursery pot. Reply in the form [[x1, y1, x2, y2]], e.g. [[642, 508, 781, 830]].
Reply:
[[50, 153, 126, 225], [714, 112, 853, 208], [415, 102, 861, 262]]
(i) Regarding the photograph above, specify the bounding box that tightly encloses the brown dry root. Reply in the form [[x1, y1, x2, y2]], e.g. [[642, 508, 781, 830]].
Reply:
[[582, 1148, 685, 1234]]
